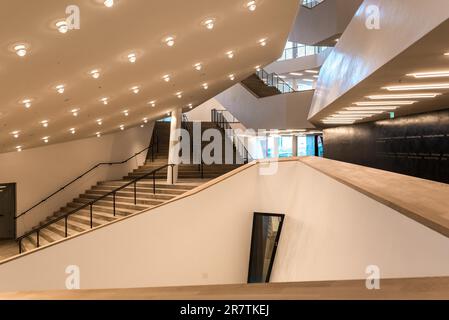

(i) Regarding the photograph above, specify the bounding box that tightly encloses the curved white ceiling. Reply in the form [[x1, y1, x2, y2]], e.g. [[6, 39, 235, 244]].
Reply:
[[0, 0, 299, 153]]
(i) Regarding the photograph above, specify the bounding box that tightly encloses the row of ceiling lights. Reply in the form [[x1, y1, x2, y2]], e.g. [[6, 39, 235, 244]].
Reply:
[[323, 51, 449, 125], [8, 0, 262, 152]]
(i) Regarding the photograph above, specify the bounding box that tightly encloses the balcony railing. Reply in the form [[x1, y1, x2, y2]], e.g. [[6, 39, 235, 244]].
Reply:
[[256, 69, 296, 94], [278, 44, 328, 61], [302, 0, 325, 9]]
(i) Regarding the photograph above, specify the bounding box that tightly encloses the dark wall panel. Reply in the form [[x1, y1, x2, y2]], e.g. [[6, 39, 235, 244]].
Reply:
[[323, 109, 449, 184]]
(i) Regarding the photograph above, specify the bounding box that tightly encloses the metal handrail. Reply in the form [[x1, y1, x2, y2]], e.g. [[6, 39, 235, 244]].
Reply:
[[255, 69, 296, 94], [15, 129, 159, 221], [211, 109, 252, 164], [17, 163, 175, 252]]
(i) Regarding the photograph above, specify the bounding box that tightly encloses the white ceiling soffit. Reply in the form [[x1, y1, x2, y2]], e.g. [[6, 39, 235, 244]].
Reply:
[[0, 0, 300, 153]]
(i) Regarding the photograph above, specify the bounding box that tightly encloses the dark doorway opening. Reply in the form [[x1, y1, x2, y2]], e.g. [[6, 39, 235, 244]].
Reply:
[[247, 212, 285, 283], [0, 183, 16, 240]]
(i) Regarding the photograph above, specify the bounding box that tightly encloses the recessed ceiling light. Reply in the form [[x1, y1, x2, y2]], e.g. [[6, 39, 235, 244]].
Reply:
[[56, 84, 65, 94], [255, 65, 261, 71], [407, 71, 449, 78], [100, 97, 109, 105], [175, 92, 183, 99], [338, 111, 384, 115], [289, 72, 303, 76], [97, 119, 103, 126], [56, 20, 69, 34], [162, 74, 171, 82], [367, 93, 441, 99], [14, 44, 28, 57], [10, 131, 20, 139], [104, 0, 114, 8], [71, 108, 80, 116], [128, 52, 137, 63], [90, 69, 100, 79], [305, 70, 319, 74], [354, 101, 416, 106], [69, 128, 76, 134], [188, 103, 193, 109], [202, 83, 209, 90], [41, 120, 49, 128], [202, 18, 215, 30], [123, 110, 129, 116], [303, 79, 314, 82], [313, 75, 319, 78], [346, 106, 398, 111], [164, 36, 175, 47], [16, 146, 22, 152], [140, 124, 144, 128], [22, 99, 32, 108], [226, 51, 235, 59], [167, 112, 171, 116], [247, 1, 257, 11], [130, 86, 140, 94], [96, 132, 101, 138], [383, 83, 449, 91], [143, 118, 148, 123], [259, 38, 267, 46], [42, 136, 50, 143], [445, 52, 449, 56], [194, 63, 202, 71], [119, 124, 125, 131], [148, 100, 156, 107], [229, 74, 235, 81]]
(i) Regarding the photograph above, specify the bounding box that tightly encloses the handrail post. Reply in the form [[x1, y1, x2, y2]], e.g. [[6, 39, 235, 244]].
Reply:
[[201, 162, 204, 179], [90, 204, 93, 228], [134, 182, 137, 205], [171, 165, 174, 185], [19, 239, 22, 254], [113, 192, 116, 217], [65, 216, 68, 238], [151, 143, 154, 162], [153, 172, 156, 195], [36, 230, 40, 248]]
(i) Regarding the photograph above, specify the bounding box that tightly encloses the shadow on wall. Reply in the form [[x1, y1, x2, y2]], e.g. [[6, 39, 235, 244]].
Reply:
[[323, 108, 449, 184]]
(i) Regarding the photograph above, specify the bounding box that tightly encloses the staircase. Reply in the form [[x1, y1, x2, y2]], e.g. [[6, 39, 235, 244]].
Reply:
[[126, 121, 243, 180], [241, 69, 295, 98], [19, 120, 245, 253]]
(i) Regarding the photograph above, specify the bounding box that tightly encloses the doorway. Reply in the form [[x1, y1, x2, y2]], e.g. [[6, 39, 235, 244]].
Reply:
[[247, 212, 285, 283], [0, 183, 16, 240]]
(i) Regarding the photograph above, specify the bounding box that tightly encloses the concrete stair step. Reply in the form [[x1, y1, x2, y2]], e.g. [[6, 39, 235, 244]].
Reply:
[[92, 185, 186, 195], [98, 180, 198, 190], [72, 198, 148, 211], [79, 193, 165, 206], [86, 189, 175, 201], [67, 201, 141, 216]]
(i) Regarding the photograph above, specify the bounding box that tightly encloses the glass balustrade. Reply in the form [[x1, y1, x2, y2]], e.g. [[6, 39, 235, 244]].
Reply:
[[302, 0, 325, 9], [278, 43, 328, 61]]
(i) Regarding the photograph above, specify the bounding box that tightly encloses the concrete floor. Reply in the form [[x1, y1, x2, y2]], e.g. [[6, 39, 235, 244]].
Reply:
[[0, 240, 19, 262]]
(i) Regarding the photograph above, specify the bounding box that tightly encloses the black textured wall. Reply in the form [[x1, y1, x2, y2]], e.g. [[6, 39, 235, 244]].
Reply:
[[323, 109, 449, 184]]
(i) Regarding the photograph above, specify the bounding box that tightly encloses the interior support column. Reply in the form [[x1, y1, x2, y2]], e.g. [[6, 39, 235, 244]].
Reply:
[[292, 135, 298, 157], [167, 108, 182, 184]]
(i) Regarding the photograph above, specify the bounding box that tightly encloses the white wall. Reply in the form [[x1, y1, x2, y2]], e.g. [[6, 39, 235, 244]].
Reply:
[[265, 48, 332, 75], [1, 159, 449, 292], [215, 84, 316, 129], [185, 99, 220, 122], [0, 124, 154, 236], [289, 0, 362, 45], [308, 0, 449, 119]]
